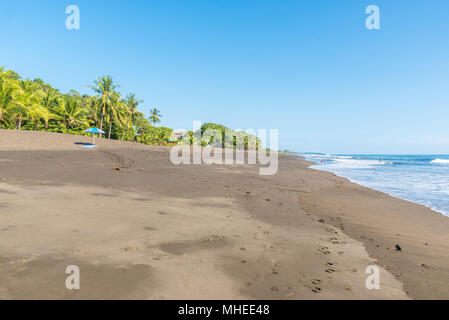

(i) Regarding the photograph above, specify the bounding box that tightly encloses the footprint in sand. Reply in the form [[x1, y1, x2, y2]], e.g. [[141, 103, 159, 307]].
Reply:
[[10, 267, 27, 276], [329, 237, 346, 244], [331, 239, 346, 245], [311, 287, 322, 293], [308, 276, 326, 293], [121, 246, 140, 253], [8, 258, 31, 265], [318, 247, 331, 255]]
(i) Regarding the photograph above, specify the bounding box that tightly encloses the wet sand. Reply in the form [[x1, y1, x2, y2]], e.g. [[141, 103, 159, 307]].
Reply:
[[0, 130, 448, 299]]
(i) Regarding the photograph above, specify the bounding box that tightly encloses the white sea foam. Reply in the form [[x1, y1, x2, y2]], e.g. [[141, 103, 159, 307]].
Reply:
[[431, 159, 449, 164], [305, 154, 449, 217], [326, 158, 392, 169], [306, 154, 327, 158]]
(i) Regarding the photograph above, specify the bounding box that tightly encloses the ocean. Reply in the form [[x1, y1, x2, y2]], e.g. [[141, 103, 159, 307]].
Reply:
[[299, 154, 449, 217]]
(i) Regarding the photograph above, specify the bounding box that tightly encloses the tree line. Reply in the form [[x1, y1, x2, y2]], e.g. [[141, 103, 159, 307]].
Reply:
[[0, 67, 173, 145]]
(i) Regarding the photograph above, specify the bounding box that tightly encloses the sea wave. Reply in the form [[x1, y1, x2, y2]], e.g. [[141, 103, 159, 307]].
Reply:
[[431, 159, 449, 164], [329, 158, 392, 169], [307, 154, 449, 217]]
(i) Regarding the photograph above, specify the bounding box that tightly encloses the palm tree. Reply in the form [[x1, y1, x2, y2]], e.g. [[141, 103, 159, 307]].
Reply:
[[13, 80, 44, 129], [39, 107, 56, 130], [41, 88, 61, 111], [0, 78, 17, 128], [84, 95, 99, 126], [125, 93, 142, 123], [89, 75, 121, 137], [104, 97, 123, 139], [155, 127, 172, 145], [118, 101, 131, 141], [149, 107, 161, 126], [0, 67, 16, 80], [121, 93, 143, 141], [57, 95, 87, 133], [28, 105, 47, 130]]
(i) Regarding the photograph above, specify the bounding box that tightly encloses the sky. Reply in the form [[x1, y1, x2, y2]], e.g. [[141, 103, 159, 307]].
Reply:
[[0, 0, 448, 154]]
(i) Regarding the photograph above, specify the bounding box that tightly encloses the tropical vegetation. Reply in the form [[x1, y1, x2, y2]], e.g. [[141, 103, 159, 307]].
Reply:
[[0, 67, 260, 149], [181, 123, 260, 150], [0, 67, 173, 145]]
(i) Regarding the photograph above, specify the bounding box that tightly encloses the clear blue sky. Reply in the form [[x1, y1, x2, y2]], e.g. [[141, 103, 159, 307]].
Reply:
[[1, 0, 448, 154]]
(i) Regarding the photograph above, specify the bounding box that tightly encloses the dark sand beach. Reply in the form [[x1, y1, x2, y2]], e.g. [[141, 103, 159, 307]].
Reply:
[[1, 130, 448, 299]]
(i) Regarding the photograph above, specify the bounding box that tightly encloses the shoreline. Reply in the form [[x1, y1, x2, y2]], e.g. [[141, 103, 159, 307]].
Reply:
[[1, 130, 448, 299], [307, 162, 449, 219], [293, 156, 449, 299], [299, 154, 449, 219]]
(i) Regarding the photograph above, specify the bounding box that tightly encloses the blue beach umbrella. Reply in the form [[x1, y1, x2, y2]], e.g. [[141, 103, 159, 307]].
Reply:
[[84, 128, 105, 147]]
